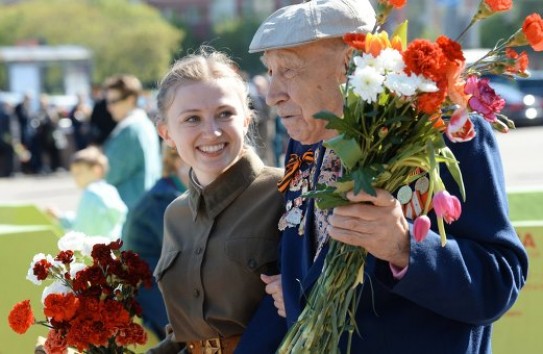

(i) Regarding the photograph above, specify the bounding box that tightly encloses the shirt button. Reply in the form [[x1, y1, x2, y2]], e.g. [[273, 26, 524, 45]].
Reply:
[[193, 289, 200, 297], [195, 247, 202, 255], [248, 258, 257, 269]]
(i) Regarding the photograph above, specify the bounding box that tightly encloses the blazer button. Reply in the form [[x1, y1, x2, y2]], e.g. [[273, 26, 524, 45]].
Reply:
[[193, 289, 200, 297], [248, 258, 257, 269], [195, 247, 203, 255]]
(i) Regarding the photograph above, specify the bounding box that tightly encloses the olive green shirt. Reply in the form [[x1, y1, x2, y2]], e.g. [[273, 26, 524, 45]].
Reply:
[[154, 150, 283, 343]]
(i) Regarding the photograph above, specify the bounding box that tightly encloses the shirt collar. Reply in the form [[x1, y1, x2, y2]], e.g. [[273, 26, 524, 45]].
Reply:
[[188, 149, 264, 220]]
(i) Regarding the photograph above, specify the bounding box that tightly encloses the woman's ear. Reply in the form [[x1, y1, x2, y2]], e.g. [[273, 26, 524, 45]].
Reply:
[[157, 122, 175, 148]]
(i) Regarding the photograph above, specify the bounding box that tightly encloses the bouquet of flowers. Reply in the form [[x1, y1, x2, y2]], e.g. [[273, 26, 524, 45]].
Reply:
[[278, 0, 542, 353], [7, 232, 152, 354]]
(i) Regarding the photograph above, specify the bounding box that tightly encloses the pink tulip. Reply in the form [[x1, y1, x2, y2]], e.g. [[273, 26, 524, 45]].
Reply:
[[413, 215, 431, 242], [433, 191, 462, 224]]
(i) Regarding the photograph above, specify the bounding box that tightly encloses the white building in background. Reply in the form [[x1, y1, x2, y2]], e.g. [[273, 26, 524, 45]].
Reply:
[[0, 45, 92, 109]]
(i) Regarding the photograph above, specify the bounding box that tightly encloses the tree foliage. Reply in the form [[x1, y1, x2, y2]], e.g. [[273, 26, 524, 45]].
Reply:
[[210, 17, 265, 76], [0, 0, 183, 86]]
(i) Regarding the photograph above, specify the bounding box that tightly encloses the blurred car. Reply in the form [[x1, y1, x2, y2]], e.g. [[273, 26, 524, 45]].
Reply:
[[516, 71, 543, 101], [487, 81, 543, 127]]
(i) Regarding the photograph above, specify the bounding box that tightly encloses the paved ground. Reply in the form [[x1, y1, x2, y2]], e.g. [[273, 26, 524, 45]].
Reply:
[[0, 126, 542, 214]]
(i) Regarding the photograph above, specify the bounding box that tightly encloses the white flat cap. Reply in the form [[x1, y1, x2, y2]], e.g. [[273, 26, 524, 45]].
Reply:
[[249, 0, 376, 53]]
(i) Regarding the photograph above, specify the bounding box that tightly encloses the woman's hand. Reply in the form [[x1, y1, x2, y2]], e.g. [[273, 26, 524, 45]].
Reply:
[[261, 274, 286, 318]]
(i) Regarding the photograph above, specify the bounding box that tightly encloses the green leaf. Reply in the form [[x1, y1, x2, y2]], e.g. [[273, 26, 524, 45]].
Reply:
[[352, 167, 376, 196], [392, 20, 408, 50], [323, 134, 364, 170], [305, 187, 351, 209], [313, 111, 361, 138], [441, 146, 466, 201]]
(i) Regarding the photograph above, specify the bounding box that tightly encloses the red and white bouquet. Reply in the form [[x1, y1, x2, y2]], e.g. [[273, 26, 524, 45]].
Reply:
[[8, 232, 152, 354], [279, 0, 543, 352]]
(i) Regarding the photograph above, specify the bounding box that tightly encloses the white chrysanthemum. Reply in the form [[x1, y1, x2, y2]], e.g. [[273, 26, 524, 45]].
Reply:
[[384, 72, 421, 97], [41, 280, 72, 304], [58, 231, 87, 252], [349, 66, 385, 103], [81, 236, 112, 257], [417, 76, 439, 93], [375, 48, 404, 74], [26, 253, 55, 285], [353, 54, 379, 71]]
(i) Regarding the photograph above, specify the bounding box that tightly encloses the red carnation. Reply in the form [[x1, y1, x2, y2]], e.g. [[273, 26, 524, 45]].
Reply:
[[436, 35, 464, 63], [33, 259, 52, 281], [8, 300, 35, 334], [115, 322, 147, 346], [44, 293, 79, 322], [44, 329, 68, 354], [403, 39, 447, 83], [343, 33, 366, 51], [522, 13, 543, 51]]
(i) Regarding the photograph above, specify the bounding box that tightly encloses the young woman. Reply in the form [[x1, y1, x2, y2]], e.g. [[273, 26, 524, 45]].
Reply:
[[148, 49, 284, 354]]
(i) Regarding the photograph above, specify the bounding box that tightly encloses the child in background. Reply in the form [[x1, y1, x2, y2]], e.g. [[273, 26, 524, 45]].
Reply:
[[46, 146, 127, 239]]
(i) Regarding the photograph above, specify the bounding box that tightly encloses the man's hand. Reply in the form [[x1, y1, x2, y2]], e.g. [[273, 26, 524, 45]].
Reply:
[[261, 274, 286, 318], [327, 188, 410, 268]]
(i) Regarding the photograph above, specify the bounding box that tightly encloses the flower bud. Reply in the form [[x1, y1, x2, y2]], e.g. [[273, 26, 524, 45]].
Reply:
[[413, 215, 431, 242]]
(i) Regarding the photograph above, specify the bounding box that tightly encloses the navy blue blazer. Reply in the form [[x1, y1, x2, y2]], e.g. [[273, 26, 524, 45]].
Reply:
[[236, 117, 528, 354]]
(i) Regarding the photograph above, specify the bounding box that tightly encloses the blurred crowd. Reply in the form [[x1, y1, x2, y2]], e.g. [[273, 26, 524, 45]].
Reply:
[[0, 72, 287, 179]]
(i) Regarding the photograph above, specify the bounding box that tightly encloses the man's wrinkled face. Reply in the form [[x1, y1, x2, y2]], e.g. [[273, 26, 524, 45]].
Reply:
[[264, 39, 349, 145]]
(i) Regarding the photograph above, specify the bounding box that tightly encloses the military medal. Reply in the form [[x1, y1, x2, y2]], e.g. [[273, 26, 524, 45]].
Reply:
[[415, 176, 429, 194], [397, 185, 413, 205]]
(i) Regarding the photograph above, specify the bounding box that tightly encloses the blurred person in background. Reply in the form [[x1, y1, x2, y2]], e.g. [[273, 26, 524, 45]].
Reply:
[[69, 92, 92, 151], [249, 74, 273, 164], [36, 94, 66, 173], [14, 92, 34, 173], [0, 102, 15, 177], [88, 83, 117, 146], [46, 146, 127, 239], [102, 74, 161, 211], [122, 142, 190, 341]]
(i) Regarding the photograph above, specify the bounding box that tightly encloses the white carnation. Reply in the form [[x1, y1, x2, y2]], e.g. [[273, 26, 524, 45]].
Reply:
[[41, 280, 72, 304], [81, 236, 112, 257], [69, 262, 87, 278], [58, 231, 87, 252], [26, 253, 55, 285]]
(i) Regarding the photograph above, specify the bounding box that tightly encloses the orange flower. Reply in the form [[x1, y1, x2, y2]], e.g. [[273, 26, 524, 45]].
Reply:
[[430, 113, 446, 132], [380, 0, 407, 8], [522, 13, 543, 51], [391, 35, 404, 52], [484, 0, 512, 12], [365, 31, 393, 57], [8, 300, 35, 334], [44, 293, 79, 322], [403, 39, 447, 82], [505, 48, 529, 74], [417, 90, 447, 115], [343, 33, 366, 51], [474, 0, 512, 21]]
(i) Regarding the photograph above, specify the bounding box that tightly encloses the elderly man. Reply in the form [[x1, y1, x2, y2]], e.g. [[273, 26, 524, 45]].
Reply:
[[236, 0, 528, 353]]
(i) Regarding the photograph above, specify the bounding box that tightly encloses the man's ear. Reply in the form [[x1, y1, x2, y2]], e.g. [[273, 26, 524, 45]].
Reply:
[[343, 47, 354, 76]]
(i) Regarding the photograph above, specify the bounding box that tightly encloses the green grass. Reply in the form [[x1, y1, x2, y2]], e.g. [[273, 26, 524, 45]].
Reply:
[[507, 191, 543, 222]]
